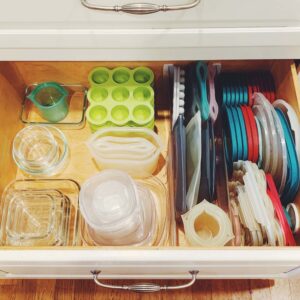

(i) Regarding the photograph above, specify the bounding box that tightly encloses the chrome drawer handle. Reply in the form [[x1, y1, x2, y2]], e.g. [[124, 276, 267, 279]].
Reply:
[[91, 270, 199, 292], [81, 0, 201, 14]]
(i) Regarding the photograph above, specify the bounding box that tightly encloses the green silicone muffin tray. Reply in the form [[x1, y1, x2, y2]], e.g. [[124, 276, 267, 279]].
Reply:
[[86, 86, 155, 131], [88, 67, 154, 87]]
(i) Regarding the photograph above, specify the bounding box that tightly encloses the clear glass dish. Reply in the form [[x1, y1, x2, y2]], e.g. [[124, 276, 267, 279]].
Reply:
[[21, 83, 87, 129], [13, 125, 69, 176], [0, 179, 80, 246]]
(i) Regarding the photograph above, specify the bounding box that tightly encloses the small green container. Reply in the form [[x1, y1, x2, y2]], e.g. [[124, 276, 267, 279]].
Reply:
[[88, 67, 154, 87], [27, 82, 69, 122]]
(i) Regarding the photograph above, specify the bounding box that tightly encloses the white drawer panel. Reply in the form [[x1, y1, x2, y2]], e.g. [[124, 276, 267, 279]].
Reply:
[[0, 0, 300, 29], [2, 28, 300, 61], [0, 249, 299, 279]]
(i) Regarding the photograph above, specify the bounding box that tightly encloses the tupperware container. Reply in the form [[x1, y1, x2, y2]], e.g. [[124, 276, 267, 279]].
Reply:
[[0, 179, 80, 246], [27, 82, 69, 122], [79, 170, 153, 246], [86, 127, 163, 178], [12, 125, 69, 176], [80, 174, 170, 247], [88, 67, 154, 87]]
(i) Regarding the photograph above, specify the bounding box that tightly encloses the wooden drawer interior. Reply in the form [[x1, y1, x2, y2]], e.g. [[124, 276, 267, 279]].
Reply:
[[0, 60, 300, 249]]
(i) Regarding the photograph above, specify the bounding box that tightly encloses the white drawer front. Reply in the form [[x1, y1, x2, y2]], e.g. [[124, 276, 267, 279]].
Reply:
[[2, 28, 300, 61], [0, 249, 299, 279], [1, 0, 300, 29]]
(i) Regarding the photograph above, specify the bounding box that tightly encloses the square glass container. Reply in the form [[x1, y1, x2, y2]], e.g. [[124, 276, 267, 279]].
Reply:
[[0, 179, 80, 246]]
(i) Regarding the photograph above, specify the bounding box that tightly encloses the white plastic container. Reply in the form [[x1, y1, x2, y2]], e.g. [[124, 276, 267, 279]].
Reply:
[[86, 127, 163, 178], [79, 170, 157, 246]]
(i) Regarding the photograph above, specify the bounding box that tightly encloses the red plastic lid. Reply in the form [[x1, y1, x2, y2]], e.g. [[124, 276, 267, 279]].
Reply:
[[266, 174, 296, 246], [241, 105, 253, 161], [246, 106, 259, 163]]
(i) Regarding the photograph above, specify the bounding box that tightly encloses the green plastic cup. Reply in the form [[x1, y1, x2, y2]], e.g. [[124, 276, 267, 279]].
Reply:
[[27, 82, 69, 123]]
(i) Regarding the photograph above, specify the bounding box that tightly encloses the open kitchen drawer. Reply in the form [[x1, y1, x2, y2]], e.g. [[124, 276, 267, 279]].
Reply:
[[0, 60, 300, 286]]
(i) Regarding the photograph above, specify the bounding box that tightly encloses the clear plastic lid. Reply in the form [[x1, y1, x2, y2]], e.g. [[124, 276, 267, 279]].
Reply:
[[86, 182, 156, 246], [80, 175, 169, 247], [253, 93, 279, 176], [79, 170, 138, 230]]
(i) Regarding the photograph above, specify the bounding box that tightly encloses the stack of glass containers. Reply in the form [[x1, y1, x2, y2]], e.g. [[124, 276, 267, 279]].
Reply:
[[0, 179, 79, 246], [12, 125, 69, 176]]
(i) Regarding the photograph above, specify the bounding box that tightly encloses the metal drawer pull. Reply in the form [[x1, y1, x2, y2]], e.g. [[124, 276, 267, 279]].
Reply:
[[81, 0, 201, 14], [91, 270, 199, 292]]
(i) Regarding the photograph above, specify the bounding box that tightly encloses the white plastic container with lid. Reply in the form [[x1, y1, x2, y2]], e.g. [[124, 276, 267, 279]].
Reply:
[[79, 170, 157, 246]]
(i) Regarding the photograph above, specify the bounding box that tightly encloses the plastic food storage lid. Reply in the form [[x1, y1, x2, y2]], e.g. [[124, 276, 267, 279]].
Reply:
[[257, 95, 288, 194], [79, 170, 140, 229], [234, 161, 277, 246], [86, 181, 157, 246], [273, 99, 300, 168], [253, 93, 279, 175]]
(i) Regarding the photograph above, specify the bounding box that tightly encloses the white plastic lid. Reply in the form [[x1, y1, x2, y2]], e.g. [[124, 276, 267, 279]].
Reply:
[[79, 170, 138, 230]]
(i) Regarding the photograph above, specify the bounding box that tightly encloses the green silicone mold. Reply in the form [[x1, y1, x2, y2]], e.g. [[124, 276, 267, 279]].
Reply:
[[88, 67, 154, 87], [88, 86, 154, 106], [86, 99, 154, 131]]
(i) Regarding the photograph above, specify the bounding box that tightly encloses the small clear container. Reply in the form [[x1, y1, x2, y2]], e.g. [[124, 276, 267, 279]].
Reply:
[[13, 125, 69, 176], [80, 175, 170, 246], [85, 182, 156, 246], [79, 170, 138, 229], [21, 83, 87, 129], [0, 179, 79, 246]]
